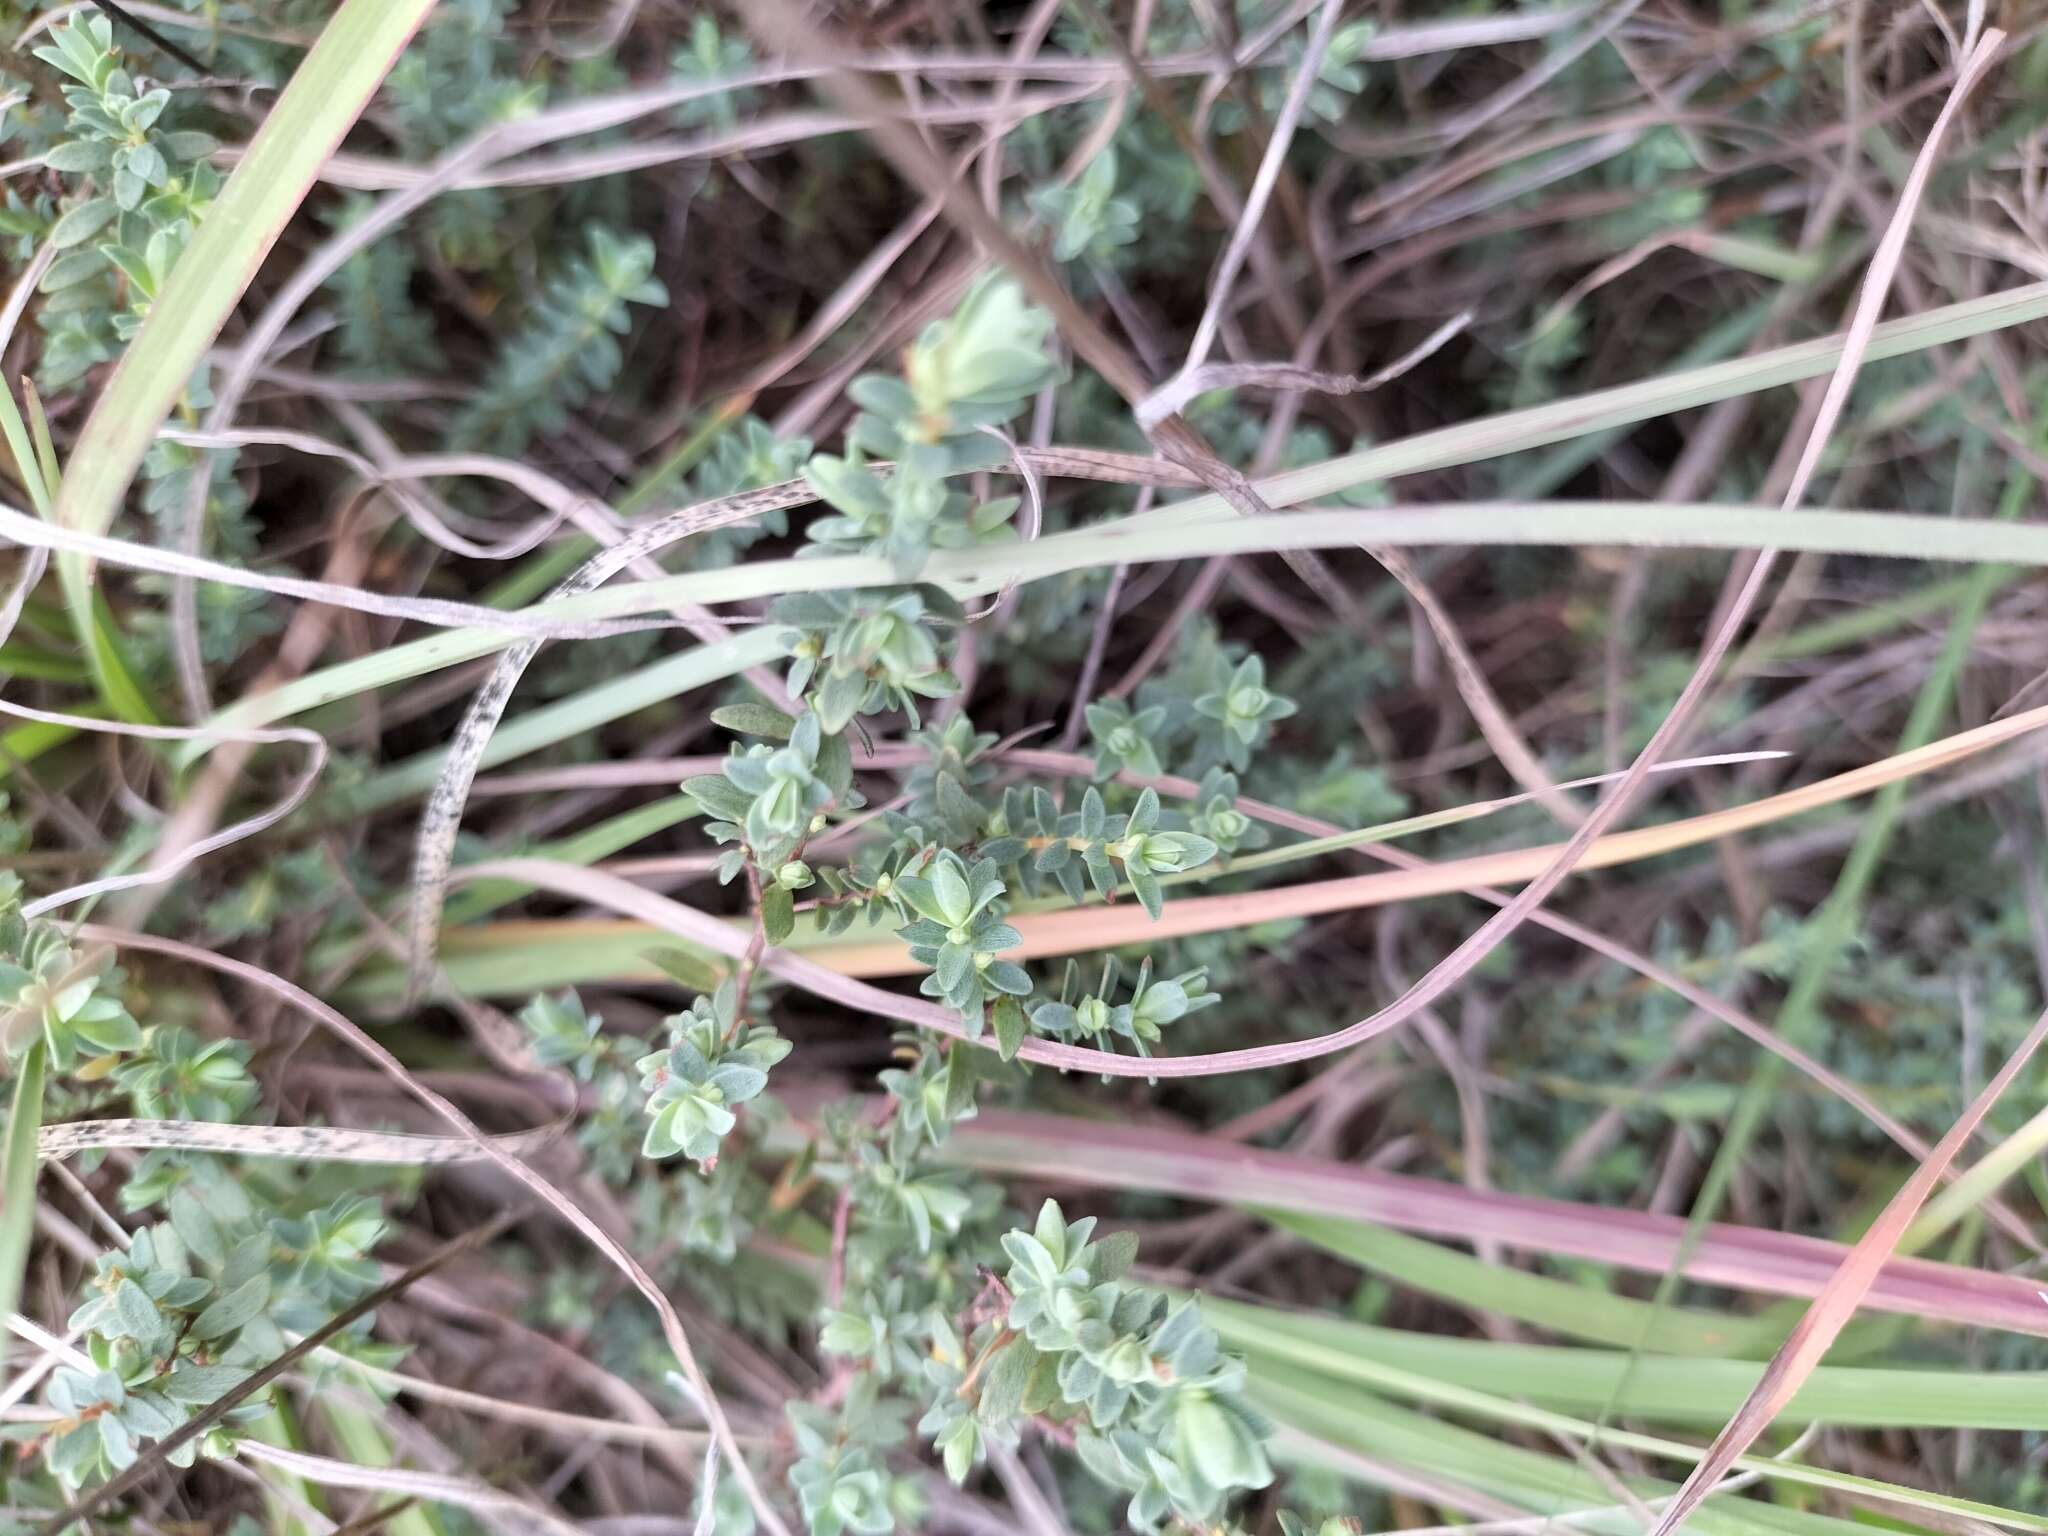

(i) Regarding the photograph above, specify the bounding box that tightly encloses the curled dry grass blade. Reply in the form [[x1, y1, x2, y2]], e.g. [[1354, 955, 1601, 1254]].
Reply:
[[0, 498, 687, 639], [399, 482, 811, 1014], [0, 699, 326, 920]]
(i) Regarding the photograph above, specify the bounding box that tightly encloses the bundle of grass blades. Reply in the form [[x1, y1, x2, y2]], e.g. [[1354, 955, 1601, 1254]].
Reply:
[[4, 4, 2048, 1533]]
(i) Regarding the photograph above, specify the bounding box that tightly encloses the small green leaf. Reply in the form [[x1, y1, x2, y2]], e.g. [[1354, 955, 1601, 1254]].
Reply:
[[977, 1336, 1037, 1423], [1175, 1391, 1271, 1492], [760, 883, 794, 945], [992, 996, 1025, 1062], [97, 1410, 136, 1469], [942, 1042, 978, 1117], [48, 198, 117, 250], [1082, 1231, 1135, 1288], [109, 1279, 159, 1342], [641, 1104, 683, 1160], [191, 1273, 269, 1341], [162, 1361, 248, 1405], [40, 248, 108, 290], [43, 140, 111, 175], [930, 856, 971, 926], [711, 703, 797, 740], [1127, 863, 1163, 921], [642, 947, 723, 993]]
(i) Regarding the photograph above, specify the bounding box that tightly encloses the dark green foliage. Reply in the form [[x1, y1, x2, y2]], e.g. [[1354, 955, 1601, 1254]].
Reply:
[[450, 225, 668, 453]]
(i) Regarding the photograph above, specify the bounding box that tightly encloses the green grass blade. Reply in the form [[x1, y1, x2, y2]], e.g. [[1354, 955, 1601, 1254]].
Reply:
[[1499, 301, 1773, 499], [0, 645, 91, 684], [175, 496, 2048, 762], [0, 719, 79, 773], [1262, 1208, 1791, 1356], [314, 628, 784, 819], [335, 925, 697, 1003], [50, 0, 439, 545], [1170, 278, 2048, 515], [1228, 1315, 2048, 1532], [315, 1398, 448, 1536], [81, 587, 159, 725], [176, 280, 2048, 749], [0, 384, 52, 517], [21, 382, 60, 503], [1212, 1297, 2048, 1431], [1901, 1102, 2048, 1253], [46, 0, 438, 712], [1616, 418, 2043, 1437], [156, 501, 2048, 644], [1249, 1363, 1874, 1536], [0, 1040, 47, 1380], [4, 380, 156, 723], [442, 795, 702, 924]]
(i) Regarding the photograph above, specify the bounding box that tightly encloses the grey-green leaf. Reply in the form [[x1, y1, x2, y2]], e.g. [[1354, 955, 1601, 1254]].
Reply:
[[192, 1274, 269, 1341], [711, 703, 797, 740], [761, 883, 794, 945], [49, 197, 117, 250]]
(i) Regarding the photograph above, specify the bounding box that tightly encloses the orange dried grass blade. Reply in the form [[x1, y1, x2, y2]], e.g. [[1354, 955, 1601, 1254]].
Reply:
[[812, 694, 2048, 976]]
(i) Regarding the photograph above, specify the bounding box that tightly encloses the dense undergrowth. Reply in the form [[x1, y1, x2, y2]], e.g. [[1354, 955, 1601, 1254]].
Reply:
[[4, 2, 2048, 1533]]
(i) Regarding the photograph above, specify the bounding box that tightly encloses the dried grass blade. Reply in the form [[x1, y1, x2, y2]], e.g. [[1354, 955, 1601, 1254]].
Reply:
[[0, 700, 326, 920], [936, 1109, 2048, 1337], [1643, 28, 2016, 1536], [1643, 1007, 2048, 1536], [37, 1117, 560, 1166], [795, 699, 2048, 995], [236, 1441, 586, 1536]]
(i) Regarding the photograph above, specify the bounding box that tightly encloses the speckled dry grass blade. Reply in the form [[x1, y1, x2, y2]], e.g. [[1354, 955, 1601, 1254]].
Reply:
[[35, 1117, 560, 1166]]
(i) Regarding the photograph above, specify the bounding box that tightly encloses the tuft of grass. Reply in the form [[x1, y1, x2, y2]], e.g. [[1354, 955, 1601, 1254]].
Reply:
[[11, 4, 2048, 1533]]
